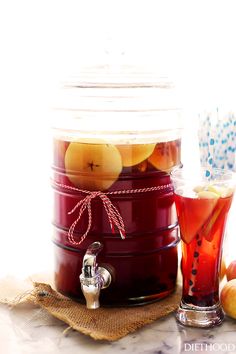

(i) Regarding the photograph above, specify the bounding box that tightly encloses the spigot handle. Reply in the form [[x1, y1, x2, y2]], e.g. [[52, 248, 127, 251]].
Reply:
[[80, 241, 111, 309], [82, 242, 103, 278]]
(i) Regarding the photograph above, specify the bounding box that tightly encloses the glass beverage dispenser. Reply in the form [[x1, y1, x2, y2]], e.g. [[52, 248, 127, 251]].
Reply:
[[51, 67, 182, 308]]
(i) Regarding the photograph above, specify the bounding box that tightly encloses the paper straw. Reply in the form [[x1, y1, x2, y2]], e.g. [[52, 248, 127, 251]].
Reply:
[[198, 109, 236, 172]]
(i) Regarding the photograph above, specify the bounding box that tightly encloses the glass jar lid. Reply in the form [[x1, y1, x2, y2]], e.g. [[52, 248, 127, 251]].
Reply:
[[52, 65, 182, 143]]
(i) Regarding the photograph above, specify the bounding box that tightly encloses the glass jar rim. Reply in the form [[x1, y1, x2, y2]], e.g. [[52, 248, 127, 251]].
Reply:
[[171, 166, 235, 183]]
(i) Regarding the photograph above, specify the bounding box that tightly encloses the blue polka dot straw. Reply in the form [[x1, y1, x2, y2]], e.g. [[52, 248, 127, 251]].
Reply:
[[198, 109, 236, 172]]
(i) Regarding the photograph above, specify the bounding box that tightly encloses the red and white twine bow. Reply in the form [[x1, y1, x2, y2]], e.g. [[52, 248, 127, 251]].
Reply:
[[53, 181, 172, 245], [67, 190, 125, 245]]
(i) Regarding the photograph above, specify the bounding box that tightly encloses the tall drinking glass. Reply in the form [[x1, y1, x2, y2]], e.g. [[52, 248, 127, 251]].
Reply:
[[171, 167, 235, 327]]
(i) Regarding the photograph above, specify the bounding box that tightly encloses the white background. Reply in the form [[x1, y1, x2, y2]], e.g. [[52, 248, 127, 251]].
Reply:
[[0, 0, 236, 278]]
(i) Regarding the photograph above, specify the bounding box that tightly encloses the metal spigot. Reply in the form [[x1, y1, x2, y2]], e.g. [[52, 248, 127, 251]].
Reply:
[[80, 241, 112, 309]]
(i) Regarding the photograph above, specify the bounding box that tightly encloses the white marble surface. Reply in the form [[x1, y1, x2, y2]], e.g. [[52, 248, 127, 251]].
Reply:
[[1, 302, 236, 354]]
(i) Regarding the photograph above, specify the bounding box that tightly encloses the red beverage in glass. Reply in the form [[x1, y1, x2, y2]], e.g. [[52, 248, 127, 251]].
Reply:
[[175, 193, 233, 307], [52, 138, 181, 305], [171, 167, 235, 327]]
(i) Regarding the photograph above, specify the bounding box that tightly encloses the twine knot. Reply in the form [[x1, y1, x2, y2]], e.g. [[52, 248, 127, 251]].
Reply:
[[67, 190, 125, 245], [52, 180, 173, 245]]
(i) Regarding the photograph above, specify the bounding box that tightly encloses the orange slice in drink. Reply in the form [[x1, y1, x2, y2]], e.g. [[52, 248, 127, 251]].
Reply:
[[176, 193, 219, 244]]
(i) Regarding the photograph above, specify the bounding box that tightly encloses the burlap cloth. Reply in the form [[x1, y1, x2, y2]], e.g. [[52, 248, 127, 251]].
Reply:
[[0, 276, 181, 341]]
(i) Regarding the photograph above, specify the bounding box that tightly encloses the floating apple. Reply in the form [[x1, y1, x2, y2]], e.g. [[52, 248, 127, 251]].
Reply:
[[65, 139, 122, 191], [148, 141, 178, 171], [226, 260, 236, 281], [220, 279, 236, 319], [117, 143, 155, 167], [53, 139, 69, 169]]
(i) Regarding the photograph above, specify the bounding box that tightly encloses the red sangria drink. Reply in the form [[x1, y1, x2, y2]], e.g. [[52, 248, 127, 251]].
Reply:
[[52, 137, 181, 306], [171, 167, 235, 327]]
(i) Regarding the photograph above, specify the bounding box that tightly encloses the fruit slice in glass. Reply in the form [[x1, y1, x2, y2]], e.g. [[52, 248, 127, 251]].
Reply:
[[175, 192, 219, 245]]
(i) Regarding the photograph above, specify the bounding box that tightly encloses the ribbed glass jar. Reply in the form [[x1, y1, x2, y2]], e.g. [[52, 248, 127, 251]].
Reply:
[[51, 66, 182, 306]]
